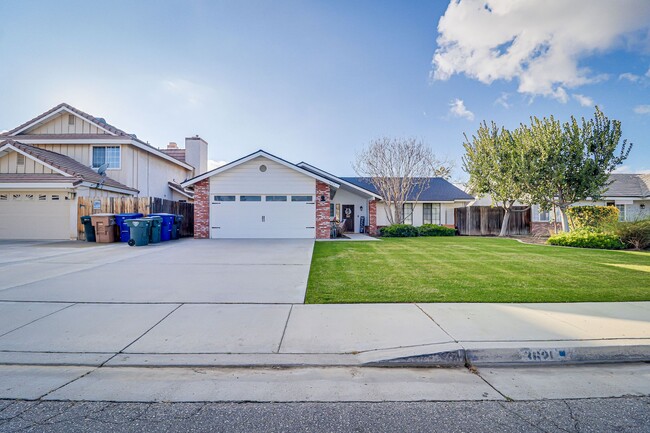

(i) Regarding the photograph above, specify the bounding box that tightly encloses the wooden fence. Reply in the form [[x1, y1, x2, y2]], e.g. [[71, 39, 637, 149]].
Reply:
[[78, 197, 194, 239], [454, 206, 531, 236]]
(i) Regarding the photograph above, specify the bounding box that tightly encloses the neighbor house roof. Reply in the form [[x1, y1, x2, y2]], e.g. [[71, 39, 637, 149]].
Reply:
[[0, 140, 138, 194], [605, 173, 650, 198], [1, 103, 193, 171], [160, 148, 186, 162], [341, 177, 475, 202]]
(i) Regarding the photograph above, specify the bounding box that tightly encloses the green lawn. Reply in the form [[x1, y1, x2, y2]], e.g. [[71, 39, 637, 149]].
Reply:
[[305, 237, 650, 303]]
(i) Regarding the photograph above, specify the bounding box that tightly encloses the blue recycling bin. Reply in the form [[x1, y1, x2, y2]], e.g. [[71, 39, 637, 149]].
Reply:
[[115, 213, 144, 242], [148, 213, 175, 241]]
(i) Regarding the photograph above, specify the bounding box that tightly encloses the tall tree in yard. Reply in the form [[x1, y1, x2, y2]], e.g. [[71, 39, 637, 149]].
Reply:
[[463, 122, 531, 236], [354, 137, 451, 225], [524, 107, 632, 232]]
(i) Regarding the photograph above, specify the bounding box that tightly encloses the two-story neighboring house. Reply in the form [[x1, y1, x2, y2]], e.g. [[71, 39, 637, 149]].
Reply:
[[0, 103, 207, 239]]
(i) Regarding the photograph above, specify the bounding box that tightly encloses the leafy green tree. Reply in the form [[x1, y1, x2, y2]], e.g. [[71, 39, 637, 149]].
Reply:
[[463, 122, 530, 236], [524, 107, 632, 232]]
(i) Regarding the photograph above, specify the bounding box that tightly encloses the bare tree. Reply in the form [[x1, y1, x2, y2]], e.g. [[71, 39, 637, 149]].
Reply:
[[353, 137, 451, 225]]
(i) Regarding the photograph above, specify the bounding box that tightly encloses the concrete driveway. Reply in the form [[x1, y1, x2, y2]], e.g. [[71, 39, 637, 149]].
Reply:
[[0, 238, 314, 304]]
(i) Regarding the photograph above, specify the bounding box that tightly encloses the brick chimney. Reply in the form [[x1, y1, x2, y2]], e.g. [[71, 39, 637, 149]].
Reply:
[[185, 135, 208, 176]]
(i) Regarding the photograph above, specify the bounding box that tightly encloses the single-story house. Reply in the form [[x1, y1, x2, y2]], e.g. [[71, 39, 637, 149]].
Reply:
[[0, 103, 208, 239], [180, 149, 474, 239]]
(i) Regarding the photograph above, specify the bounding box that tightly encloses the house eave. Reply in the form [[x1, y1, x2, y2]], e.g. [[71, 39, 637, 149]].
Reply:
[[181, 150, 340, 189]]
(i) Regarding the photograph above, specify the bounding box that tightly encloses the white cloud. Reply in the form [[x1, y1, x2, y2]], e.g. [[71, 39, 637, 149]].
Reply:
[[160, 78, 214, 108], [432, 0, 650, 101], [449, 98, 475, 121], [207, 159, 227, 171], [614, 165, 650, 174], [646, 68, 650, 78], [619, 72, 641, 82], [494, 92, 511, 109], [572, 93, 594, 107], [633, 104, 650, 115]]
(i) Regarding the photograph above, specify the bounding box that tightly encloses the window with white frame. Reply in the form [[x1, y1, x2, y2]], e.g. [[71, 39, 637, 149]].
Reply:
[[403, 203, 413, 225], [423, 203, 441, 225], [92, 146, 121, 169], [616, 204, 626, 221], [538, 209, 550, 222]]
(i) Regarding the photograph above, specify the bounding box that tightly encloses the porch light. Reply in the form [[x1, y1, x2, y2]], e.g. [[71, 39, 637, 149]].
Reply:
[[320, 195, 326, 202], [360, 205, 363, 211]]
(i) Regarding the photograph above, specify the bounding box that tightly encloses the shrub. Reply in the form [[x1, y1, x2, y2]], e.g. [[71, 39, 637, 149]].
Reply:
[[566, 205, 619, 229], [616, 219, 650, 250], [418, 224, 456, 236], [379, 224, 419, 237], [547, 228, 624, 250]]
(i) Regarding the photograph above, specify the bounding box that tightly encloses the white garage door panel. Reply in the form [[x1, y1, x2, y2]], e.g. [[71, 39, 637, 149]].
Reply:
[[0, 193, 71, 240], [211, 200, 315, 239]]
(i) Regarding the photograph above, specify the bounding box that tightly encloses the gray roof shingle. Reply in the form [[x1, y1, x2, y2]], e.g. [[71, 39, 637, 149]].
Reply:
[[605, 174, 650, 198], [340, 177, 474, 202]]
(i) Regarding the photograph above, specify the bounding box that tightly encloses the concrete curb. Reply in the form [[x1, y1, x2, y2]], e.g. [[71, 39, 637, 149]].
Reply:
[[2, 342, 648, 368], [368, 341, 650, 367]]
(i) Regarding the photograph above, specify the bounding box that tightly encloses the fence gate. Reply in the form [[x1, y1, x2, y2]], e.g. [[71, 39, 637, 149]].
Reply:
[[454, 206, 531, 236]]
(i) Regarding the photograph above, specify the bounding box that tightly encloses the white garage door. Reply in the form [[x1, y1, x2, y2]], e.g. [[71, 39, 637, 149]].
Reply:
[[210, 194, 315, 238], [0, 191, 72, 240]]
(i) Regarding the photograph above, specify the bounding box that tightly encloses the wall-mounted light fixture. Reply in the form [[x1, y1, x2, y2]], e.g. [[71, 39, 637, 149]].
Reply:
[[320, 195, 326, 202], [360, 205, 363, 211], [641, 204, 646, 210]]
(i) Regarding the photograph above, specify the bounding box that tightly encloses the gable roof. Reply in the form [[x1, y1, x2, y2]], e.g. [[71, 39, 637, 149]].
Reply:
[[341, 177, 475, 202], [1, 103, 193, 171], [605, 173, 650, 198], [5, 103, 129, 137], [0, 140, 138, 194], [181, 150, 340, 188], [297, 162, 383, 199]]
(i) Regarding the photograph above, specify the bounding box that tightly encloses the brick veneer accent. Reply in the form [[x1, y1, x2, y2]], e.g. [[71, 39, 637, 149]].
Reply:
[[193, 178, 210, 239], [531, 221, 562, 237], [368, 199, 378, 236], [315, 180, 331, 239]]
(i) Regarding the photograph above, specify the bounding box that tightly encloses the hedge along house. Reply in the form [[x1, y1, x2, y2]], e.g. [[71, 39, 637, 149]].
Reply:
[[0, 103, 207, 239], [181, 149, 473, 239]]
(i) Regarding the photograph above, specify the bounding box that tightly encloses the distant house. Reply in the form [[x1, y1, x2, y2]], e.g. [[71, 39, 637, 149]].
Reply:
[[180, 149, 473, 239], [0, 103, 207, 239]]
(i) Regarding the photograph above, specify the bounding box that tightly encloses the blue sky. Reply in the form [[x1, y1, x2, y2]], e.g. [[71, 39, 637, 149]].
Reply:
[[0, 0, 649, 179]]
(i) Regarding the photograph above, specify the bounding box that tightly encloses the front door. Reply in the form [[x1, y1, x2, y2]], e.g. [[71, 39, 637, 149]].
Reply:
[[342, 204, 354, 232]]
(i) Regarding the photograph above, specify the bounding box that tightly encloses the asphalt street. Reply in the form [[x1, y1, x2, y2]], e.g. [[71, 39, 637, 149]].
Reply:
[[1, 397, 649, 432]]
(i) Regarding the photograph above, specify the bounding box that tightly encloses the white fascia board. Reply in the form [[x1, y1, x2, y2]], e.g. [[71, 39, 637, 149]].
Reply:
[[78, 181, 138, 196], [182, 150, 340, 188], [0, 143, 73, 177], [0, 183, 76, 189], [10, 107, 118, 136]]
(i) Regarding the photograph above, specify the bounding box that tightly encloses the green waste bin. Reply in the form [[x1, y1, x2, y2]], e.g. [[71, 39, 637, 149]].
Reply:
[[125, 219, 151, 247], [80, 215, 96, 242], [145, 216, 163, 244], [171, 214, 183, 240]]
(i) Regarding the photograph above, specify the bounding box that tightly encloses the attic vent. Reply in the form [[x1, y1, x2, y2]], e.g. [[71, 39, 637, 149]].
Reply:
[[16, 153, 25, 166], [68, 114, 75, 126]]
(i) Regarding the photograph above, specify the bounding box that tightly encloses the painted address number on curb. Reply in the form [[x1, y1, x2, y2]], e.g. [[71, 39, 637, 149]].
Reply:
[[521, 349, 567, 362]]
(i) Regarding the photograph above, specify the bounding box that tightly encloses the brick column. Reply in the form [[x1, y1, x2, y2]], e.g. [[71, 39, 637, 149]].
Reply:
[[368, 199, 377, 236], [193, 178, 210, 239], [315, 180, 331, 239]]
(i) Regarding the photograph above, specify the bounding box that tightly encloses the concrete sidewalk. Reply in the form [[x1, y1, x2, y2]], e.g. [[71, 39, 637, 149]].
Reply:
[[0, 301, 647, 368]]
